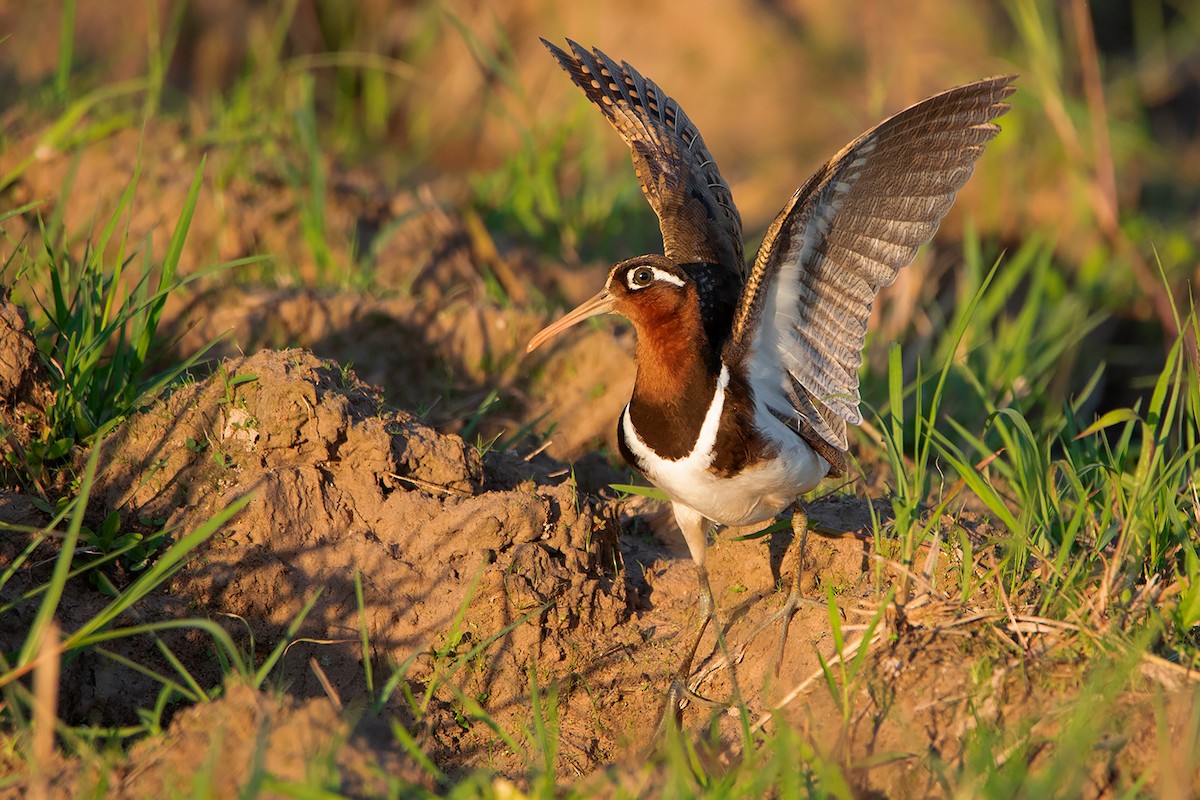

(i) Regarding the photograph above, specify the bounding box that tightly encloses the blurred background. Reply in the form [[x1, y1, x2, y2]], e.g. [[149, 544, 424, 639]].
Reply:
[[2, 0, 1197, 247], [0, 0, 1197, 454]]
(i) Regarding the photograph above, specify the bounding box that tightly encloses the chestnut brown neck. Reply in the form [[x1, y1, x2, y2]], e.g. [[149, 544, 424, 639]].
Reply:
[[626, 301, 720, 459]]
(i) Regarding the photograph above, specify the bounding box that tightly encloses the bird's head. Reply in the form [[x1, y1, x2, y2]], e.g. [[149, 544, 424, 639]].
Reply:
[[526, 255, 695, 352]]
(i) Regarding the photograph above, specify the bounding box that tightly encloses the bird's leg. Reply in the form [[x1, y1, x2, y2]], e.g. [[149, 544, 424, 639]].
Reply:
[[657, 504, 743, 730], [662, 562, 717, 720], [679, 562, 716, 680], [769, 502, 825, 676]]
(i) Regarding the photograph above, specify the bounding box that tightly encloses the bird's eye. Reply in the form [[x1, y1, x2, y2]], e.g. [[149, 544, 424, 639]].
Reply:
[[632, 268, 654, 286]]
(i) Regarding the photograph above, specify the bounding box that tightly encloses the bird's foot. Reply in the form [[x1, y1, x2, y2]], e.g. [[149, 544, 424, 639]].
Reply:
[[647, 671, 734, 754], [768, 586, 828, 677], [759, 501, 830, 677], [668, 676, 727, 719]]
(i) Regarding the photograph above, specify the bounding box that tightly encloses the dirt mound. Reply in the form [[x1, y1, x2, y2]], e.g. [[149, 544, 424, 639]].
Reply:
[[1, 111, 637, 462], [1, 120, 436, 287], [0, 288, 53, 483], [13, 679, 421, 798], [166, 284, 636, 461], [3, 342, 1183, 792], [118, 680, 421, 797], [0, 342, 898, 784], [70, 349, 638, 766], [0, 347, 650, 780]]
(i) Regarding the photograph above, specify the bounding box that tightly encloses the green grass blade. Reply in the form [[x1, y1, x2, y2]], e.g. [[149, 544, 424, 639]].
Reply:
[[15, 444, 99, 668], [61, 492, 253, 654], [354, 570, 373, 694], [133, 156, 205, 365], [253, 587, 325, 687]]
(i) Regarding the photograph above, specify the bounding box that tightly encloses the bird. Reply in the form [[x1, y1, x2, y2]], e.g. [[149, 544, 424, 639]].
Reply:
[[527, 38, 1014, 711]]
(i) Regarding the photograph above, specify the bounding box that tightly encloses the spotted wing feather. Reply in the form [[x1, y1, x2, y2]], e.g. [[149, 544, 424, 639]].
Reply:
[[728, 76, 1015, 451], [542, 38, 746, 278]]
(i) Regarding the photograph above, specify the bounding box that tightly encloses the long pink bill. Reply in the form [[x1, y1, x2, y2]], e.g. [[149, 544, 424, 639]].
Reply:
[[526, 290, 615, 353]]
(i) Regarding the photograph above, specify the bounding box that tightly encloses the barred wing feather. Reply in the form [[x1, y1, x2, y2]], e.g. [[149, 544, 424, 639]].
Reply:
[[542, 38, 747, 279], [728, 76, 1015, 451]]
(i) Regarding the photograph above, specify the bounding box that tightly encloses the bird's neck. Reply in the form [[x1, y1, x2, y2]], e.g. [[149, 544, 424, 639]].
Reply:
[[627, 312, 721, 459]]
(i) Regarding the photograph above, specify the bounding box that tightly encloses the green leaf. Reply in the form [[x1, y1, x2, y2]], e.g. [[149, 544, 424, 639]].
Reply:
[[608, 483, 669, 500], [1074, 408, 1141, 440], [43, 437, 74, 460]]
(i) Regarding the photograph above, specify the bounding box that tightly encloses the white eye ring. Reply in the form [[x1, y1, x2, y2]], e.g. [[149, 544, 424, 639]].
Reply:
[[626, 266, 685, 290]]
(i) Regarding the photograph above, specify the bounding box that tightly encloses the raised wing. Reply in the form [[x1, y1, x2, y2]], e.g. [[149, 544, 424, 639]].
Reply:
[[728, 76, 1015, 451], [542, 38, 746, 277]]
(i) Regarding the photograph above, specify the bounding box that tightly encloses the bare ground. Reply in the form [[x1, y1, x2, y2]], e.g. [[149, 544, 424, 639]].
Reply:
[[2, 310, 1194, 796]]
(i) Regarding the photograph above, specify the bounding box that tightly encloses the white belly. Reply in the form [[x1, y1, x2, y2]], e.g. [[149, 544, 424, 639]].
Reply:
[[620, 364, 829, 527]]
